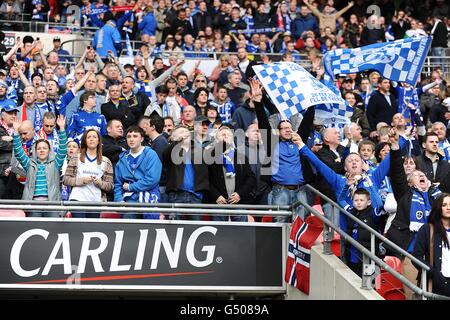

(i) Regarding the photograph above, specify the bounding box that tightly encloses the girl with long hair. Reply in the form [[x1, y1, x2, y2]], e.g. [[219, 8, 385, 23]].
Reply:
[[63, 129, 114, 218], [413, 193, 450, 297]]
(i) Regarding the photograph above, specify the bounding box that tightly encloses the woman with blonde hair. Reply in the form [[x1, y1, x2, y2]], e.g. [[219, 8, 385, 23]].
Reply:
[[209, 54, 231, 95], [63, 129, 114, 218]]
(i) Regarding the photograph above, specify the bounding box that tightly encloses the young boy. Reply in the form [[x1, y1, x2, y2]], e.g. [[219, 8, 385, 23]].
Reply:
[[144, 85, 180, 121], [67, 90, 107, 143], [358, 140, 377, 171], [114, 126, 162, 220], [339, 188, 382, 277], [210, 86, 236, 125]]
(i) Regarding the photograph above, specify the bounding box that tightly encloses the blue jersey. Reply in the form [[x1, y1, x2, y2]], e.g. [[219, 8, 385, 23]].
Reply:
[[67, 110, 107, 143], [210, 100, 236, 124]]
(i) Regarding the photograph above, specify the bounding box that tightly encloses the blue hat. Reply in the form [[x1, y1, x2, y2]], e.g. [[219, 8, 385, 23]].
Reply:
[[1, 100, 20, 113]]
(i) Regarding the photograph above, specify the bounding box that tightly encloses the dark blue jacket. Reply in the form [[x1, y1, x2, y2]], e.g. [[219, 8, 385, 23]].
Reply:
[[292, 14, 318, 39]]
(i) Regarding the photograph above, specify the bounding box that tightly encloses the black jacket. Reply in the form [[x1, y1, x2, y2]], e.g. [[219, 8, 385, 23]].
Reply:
[[412, 223, 450, 296], [386, 148, 440, 256], [431, 20, 448, 48], [345, 206, 382, 262], [366, 91, 397, 131], [101, 101, 136, 130], [121, 92, 150, 123], [163, 141, 209, 194], [415, 153, 450, 185], [102, 135, 127, 168], [206, 147, 256, 204], [315, 144, 347, 201], [391, 21, 410, 40]]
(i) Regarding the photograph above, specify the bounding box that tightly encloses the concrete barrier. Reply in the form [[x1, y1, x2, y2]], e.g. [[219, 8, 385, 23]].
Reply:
[[286, 244, 383, 300]]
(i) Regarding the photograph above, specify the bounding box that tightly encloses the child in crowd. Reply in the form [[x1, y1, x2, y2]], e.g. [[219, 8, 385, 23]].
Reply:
[[358, 140, 377, 171], [339, 188, 383, 277], [210, 86, 236, 125], [67, 90, 107, 143]]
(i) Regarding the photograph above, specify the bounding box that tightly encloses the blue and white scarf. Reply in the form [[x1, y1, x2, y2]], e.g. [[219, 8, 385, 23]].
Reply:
[[408, 187, 442, 251], [223, 148, 235, 178]]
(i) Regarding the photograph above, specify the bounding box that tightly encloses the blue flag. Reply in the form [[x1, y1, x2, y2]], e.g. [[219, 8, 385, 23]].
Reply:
[[323, 36, 432, 86]]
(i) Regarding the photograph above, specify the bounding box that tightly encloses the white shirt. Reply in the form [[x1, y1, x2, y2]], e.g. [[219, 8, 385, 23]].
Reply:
[[69, 155, 105, 202], [441, 232, 450, 277]]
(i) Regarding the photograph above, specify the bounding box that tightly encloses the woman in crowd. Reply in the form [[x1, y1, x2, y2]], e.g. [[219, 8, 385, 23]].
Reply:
[[413, 193, 450, 297], [12, 115, 67, 217], [63, 129, 114, 218]]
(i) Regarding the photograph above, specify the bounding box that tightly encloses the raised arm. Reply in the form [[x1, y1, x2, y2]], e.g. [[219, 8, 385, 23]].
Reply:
[[3, 40, 21, 63], [295, 133, 344, 192], [298, 106, 315, 143], [303, 0, 323, 18], [72, 69, 94, 94], [15, 63, 30, 87], [335, 1, 354, 19], [75, 47, 88, 71]]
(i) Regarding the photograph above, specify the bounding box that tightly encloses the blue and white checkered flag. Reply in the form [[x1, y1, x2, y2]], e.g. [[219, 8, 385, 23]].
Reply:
[[314, 73, 354, 126], [323, 36, 432, 86], [253, 62, 346, 119]]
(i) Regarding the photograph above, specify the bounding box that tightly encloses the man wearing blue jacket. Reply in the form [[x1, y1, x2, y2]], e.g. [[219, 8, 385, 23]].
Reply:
[[292, 5, 319, 40], [293, 130, 405, 232], [114, 125, 162, 220], [92, 15, 122, 59]]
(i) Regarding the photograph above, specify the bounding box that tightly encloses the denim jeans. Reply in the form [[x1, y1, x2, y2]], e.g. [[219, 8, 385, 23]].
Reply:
[[211, 213, 248, 222], [431, 47, 445, 72], [269, 185, 309, 222], [167, 190, 203, 220]]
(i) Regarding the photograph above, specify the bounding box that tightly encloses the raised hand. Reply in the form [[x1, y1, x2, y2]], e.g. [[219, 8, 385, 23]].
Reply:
[[56, 115, 66, 131], [249, 78, 263, 102], [12, 117, 20, 134]]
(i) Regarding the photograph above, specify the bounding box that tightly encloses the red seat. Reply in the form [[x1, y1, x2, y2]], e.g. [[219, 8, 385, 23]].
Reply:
[[376, 271, 405, 300], [100, 212, 121, 219], [0, 209, 26, 217], [376, 256, 405, 300]]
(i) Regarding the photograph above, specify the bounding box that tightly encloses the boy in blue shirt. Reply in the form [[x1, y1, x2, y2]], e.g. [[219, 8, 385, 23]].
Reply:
[[67, 90, 107, 143]]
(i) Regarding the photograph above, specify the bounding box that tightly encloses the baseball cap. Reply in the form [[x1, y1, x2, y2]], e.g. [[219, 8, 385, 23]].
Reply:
[[1, 100, 20, 113], [0, 80, 8, 88], [195, 115, 210, 123], [283, 31, 292, 37], [53, 36, 61, 42], [0, 69, 7, 76], [343, 77, 352, 83]]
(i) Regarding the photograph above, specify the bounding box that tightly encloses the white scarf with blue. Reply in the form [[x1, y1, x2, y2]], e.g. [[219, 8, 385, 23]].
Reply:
[[407, 187, 442, 251], [223, 147, 235, 178]]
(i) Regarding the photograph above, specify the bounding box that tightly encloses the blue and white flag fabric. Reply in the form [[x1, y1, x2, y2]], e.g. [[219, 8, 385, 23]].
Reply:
[[314, 73, 354, 126], [125, 33, 134, 57], [323, 36, 432, 86], [253, 62, 346, 119]]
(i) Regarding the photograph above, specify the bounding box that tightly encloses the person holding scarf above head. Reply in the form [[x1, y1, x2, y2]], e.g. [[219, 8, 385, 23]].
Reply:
[[386, 128, 447, 299]]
